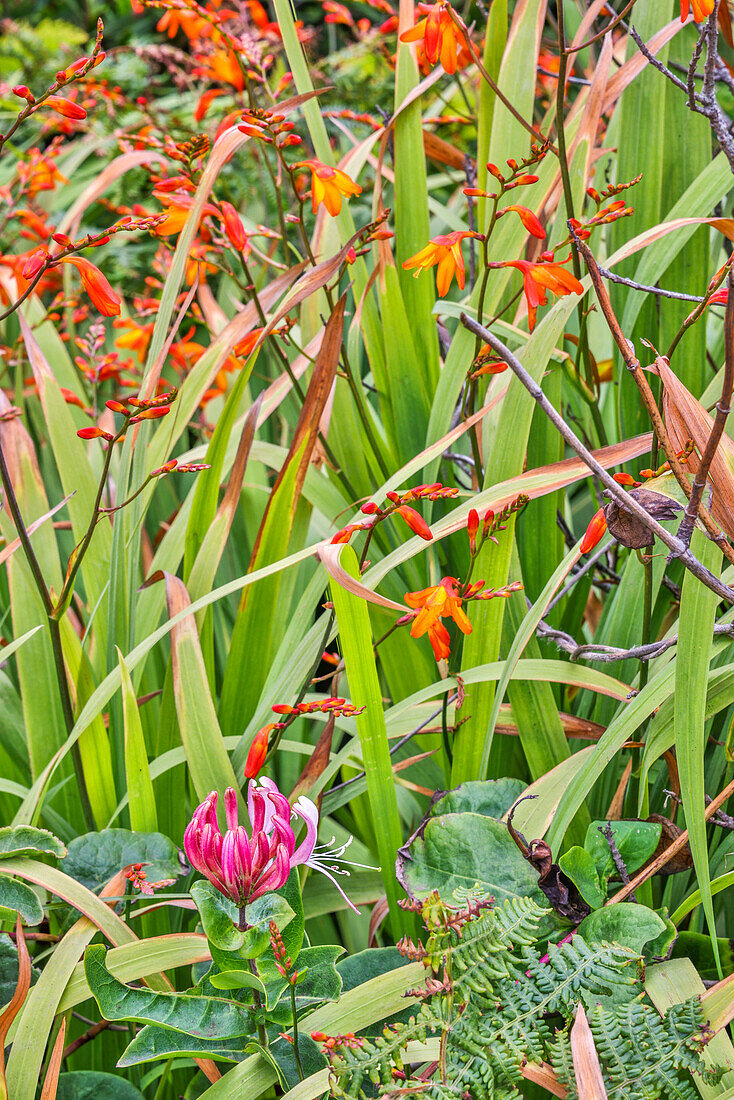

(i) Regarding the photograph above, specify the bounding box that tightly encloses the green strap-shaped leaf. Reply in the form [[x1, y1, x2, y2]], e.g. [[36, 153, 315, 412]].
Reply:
[[328, 544, 405, 935], [675, 529, 722, 974], [117, 648, 158, 833]]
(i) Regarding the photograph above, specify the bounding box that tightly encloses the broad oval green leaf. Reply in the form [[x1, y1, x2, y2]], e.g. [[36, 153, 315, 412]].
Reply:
[[64, 829, 182, 892], [0, 825, 66, 860], [577, 903, 667, 955], [0, 874, 43, 926], [397, 812, 544, 907]]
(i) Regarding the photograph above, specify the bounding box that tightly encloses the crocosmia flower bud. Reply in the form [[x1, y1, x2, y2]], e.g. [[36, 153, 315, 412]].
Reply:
[[580, 507, 607, 553], [467, 508, 479, 553], [396, 505, 433, 541], [45, 96, 87, 120], [244, 724, 274, 779]]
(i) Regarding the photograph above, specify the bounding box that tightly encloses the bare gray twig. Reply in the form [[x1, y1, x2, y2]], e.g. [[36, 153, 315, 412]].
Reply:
[[459, 314, 734, 604], [599, 822, 636, 901]]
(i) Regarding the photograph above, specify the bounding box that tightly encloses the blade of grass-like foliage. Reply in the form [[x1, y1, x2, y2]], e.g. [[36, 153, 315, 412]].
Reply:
[[58, 617, 116, 828], [393, 1, 439, 385], [0, 498, 70, 569], [607, 0, 672, 439], [271, 0, 386, 385], [670, 872, 734, 926], [163, 573, 240, 803], [187, 395, 260, 612], [118, 648, 158, 833], [328, 544, 405, 935], [619, 151, 734, 342], [480, 542, 582, 776], [184, 359, 260, 579], [218, 295, 344, 737], [675, 529, 722, 973], [483, 0, 546, 230], [20, 311, 113, 669], [476, 0, 508, 219], [0, 393, 66, 787]]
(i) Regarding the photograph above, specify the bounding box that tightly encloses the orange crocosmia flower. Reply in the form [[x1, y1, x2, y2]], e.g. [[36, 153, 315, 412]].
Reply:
[[194, 47, 246, 91], [294, 159, 362, 217], [680, 0, 714, 20], [400, 1, 469, 75], [405, 576, 472, 661], [153, 191, 219, 236], [60, 256, 122, 316], [499, 258, 583, 330], [402, 230, 481, 297], [114, 317, 154, 362], [157, 8, 210, 39], [17, 148, 67, 197]]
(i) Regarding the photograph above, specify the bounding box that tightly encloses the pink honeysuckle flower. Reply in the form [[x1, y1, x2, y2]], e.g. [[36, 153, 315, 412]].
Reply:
[[256, 777, 369, 914], [185, 780, 369, 916], [184, 785, 294, 909]]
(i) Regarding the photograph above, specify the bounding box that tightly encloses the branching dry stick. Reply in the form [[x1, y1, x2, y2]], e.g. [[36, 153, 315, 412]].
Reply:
[[631, 4, 734, 174], [572, 230, 734, 566], [459, 313, 734, 603], [536, 618, 734, 663], [677, 269, 734, 549], [607, 773, 734, 903]]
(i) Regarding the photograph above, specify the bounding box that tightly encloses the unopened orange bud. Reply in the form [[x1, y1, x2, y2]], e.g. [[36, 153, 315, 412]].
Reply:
[[77, 426, 113, 440], [540, 250, 554, 263], [60, 388, 86, 410], [467, 508, 479, 552], [639, 469, 654, 479], [481, 509, 495, 537], [463, 187, 489, 198], [503, 205, 545, 240], [129, 406, 171, 423], [244, 724, 273, 779], [45, 95, 87, 120], [13, 85, 34, 102], [612, 472, 637, 486], [361, 501, 380, 514], [580, 507, 607, 553], [52, 233, 73, 247], [396, 505, 433, 541], [586, 187, 601, 202], [21, 248, 47, 279], [512, 174, 539, 185], [151, 459, 178, 476], [220, 201, 248, 252]]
